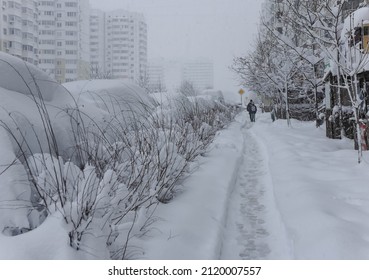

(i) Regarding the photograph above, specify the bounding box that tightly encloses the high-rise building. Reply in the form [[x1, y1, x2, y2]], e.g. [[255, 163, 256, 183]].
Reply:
[[90, 9, 106, 77], [38, 0, 90, 83], [0, 2, 3, 52], [89, 9, 148, 82], [1, 2, 148, 85], [0, 0, 39, 65], [181, 59, 214, 91], [104, 10, 147, 82]]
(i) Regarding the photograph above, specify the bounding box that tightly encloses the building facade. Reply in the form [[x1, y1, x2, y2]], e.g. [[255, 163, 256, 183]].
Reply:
[[89, 9, 148, 82], [38, 0, 90, 83], [104, 10, 147, 82], [1, 2, 148, 85], [90, 8, 106, 78], [0, 0, 39, 65]]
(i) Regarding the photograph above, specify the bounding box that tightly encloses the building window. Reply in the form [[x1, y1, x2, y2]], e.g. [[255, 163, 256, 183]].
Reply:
[[39, 1, 55, 7], [66, 31, 77, 36], [22, 45, 33, 51], [40, 20, 55, 26], [66, 40, 77, 46], [42, 49, 55, 55], [65, 50, 77, 55], [65, 21, 77, 27], [65, 2, 78, 7]]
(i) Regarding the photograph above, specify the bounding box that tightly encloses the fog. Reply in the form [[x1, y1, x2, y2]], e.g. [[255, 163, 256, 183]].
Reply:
[[90, 0, 262, 94]]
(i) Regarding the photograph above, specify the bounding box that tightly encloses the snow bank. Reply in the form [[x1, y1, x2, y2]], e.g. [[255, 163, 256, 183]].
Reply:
[[0, 213, 83, 259], [63, 79, 154, 117], [0, 52, 67, 102]]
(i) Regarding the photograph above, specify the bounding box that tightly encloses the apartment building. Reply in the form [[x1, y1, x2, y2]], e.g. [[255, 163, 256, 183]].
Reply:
[[1, 1, 148, 84], [181, 59, 214, 91], [90, 8, 105, 77], [103, 10, 147, 82], [89, 9, 148, 82], [38, 0, 90, 83], [0, 0, 39, 64]]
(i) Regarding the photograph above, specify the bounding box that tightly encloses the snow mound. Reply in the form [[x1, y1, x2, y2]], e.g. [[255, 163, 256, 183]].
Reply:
[[200, 89, 225, 102], [0, 52, 66, 102], [63, 79, 155, 115]]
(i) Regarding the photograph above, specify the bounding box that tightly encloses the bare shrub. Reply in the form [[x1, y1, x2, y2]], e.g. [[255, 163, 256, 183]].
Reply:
[[0, 59, 239, 259]]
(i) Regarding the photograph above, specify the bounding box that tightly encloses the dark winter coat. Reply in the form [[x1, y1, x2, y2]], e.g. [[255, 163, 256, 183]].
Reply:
[[247, 102, 257, 113]]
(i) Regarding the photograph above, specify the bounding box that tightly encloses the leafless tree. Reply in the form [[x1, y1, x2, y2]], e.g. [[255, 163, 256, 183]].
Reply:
[[178, 80, 198, 97], [90, 64, 113, 80]]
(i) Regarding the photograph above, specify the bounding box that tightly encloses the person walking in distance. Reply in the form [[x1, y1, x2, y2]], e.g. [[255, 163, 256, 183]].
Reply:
[[247, 100, 257, 122]]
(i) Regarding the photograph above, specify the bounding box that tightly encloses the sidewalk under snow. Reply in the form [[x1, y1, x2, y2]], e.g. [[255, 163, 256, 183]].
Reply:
[[140, 112, 369, 260]]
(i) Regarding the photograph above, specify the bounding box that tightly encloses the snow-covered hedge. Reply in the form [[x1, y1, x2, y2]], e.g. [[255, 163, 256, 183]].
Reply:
[[0, 54, 241, 259]]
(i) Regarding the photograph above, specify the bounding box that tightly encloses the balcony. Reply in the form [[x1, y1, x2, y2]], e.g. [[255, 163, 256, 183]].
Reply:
[[22, 37, 34, 45], [22, 49, 36, 58], [9, 21, 22, 29], [8, 48, 22, 57], [8, 34, 23, 42]]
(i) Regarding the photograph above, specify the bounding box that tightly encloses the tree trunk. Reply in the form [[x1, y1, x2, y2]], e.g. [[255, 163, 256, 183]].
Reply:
[[336, 47, 345, 138], [285, 79, 291, 127], [353, 74, 363, 163]]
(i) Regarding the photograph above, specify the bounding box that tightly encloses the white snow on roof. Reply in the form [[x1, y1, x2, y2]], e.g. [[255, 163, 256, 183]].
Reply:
[[342, 7, 369, 35]]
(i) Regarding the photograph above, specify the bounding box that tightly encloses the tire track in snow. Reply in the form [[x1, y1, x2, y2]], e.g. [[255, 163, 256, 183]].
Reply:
[[220, 118, 291, 259]]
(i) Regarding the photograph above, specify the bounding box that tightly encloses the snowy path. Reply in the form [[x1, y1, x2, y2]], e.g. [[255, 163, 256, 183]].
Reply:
[[139, 112, 369, 260], [220, 117, 291, 259]]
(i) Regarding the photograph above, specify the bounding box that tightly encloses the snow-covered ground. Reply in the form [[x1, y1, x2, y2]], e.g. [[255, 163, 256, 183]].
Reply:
[[137, 111, 369, 260], [1, 87, 369, 259]]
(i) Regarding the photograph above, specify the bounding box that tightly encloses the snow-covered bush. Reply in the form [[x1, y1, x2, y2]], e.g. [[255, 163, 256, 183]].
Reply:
[[0, 55, 240, 259]]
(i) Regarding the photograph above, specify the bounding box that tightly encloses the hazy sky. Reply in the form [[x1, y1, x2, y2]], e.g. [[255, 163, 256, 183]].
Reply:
[[89, 0, 262, 93]]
